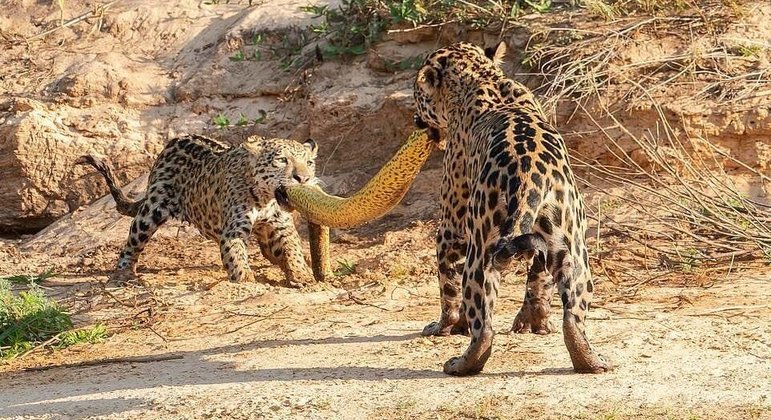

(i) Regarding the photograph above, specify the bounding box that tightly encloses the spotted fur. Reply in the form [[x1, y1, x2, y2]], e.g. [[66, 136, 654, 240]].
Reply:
[[414, 42, 610, 375], [78, 134, 319, 287]]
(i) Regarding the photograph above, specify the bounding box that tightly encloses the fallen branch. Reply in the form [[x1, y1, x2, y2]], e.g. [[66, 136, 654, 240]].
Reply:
[[224, 305, 289, 334], [345, 291, 391, 311], [20, 354, 184, 372], [26, 1, 118, 41], [683, 305, 768, 317]]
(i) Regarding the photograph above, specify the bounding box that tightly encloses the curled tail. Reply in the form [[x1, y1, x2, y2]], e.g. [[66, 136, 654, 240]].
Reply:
[[76, 155, 143, 217], [492, 233, 548, 271]]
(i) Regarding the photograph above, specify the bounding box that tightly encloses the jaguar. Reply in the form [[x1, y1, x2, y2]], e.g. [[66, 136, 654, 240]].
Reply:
[[413, 41, 611, 375]]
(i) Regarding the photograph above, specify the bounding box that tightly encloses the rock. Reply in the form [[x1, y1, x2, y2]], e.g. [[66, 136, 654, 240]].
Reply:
[[0, 98, 162, 233]]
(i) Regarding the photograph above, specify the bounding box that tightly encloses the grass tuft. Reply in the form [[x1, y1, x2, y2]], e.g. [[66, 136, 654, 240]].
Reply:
[[56, 324, 108, 349], [0, 279, 107, 360], [333, 259, 357, 277]]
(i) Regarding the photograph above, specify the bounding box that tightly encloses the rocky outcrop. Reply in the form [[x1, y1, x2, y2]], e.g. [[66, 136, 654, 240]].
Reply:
[[0, 98, 161, 232]]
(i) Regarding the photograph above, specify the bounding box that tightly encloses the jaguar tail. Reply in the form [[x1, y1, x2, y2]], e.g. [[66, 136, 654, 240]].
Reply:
[[491, 233, 548, 271], [76, 155, 143, 217]]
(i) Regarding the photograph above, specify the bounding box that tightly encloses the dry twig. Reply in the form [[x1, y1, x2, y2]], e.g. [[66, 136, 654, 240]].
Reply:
[[20, 354, 184, 372]]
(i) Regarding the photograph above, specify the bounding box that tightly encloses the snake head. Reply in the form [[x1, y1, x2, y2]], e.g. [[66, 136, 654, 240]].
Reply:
[[414, 114, 440, 143]]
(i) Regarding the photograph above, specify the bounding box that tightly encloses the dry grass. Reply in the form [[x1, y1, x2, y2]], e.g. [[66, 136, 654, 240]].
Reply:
[[576, 97, 771, 261], [524, 2, 769, 115], [519, 0, 771, 272]]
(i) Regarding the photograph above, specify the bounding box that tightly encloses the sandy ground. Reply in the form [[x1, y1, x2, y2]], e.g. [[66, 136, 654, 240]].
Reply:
[[0, 221, 769, 419]]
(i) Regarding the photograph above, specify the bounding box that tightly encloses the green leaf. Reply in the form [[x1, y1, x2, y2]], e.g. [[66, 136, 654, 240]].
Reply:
[[347, 44, 366, 55], [213, 114, 230, 128], [229, 50, 245, 62], [254, 110, 268, 124], [1, 268, 55, 285], [236, 113, 249, 126]]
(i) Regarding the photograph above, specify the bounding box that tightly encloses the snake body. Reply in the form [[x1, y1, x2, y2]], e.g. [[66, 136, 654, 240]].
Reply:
[[288, 130, 434, 230], [308, 223, 330, 281]]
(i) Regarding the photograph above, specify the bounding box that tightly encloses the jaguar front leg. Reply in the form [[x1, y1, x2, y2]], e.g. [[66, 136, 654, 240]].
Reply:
[[423, 155, 470, 337], [443, 236, 499, 376], [423, 221, 469, 336], [220, 212, 257, 283], [258, 211, 314, 288]]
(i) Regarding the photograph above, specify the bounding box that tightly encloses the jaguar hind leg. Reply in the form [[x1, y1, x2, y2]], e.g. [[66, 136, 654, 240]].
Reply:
[[554, 249, 611, 373], [492, 232, 555, 334], [112, 201, 171, 285], [512, 251, 555, 335]]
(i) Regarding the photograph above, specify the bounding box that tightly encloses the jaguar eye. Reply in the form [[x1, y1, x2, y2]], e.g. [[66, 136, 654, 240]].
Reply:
[[274, 157, 288, 166], [307, 160, 315, 166]]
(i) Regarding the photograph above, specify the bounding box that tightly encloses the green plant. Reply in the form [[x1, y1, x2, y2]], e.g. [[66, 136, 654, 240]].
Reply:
[[388, 0, 426, 25], [397, 54, 425, 70], [254, 109, 268, 124], [300, 4, 329, 17], [247, 32, 265, 60], [523, 0, 552, 13], [213, 114, 230, 128], [263, 31, 310, 70], [737, 44, 762, 58], [0, 281, 71, 359], [236, 113, 249, 126], [55, 324, 108, 349], [304, 0, 387, 58], [673, 248, 702, 272], [1, 268, 55, 285], [761, 245, 771, 263], [295, 0, 566, 62], [229, 50, 246, 62], [333, 259, 357, 277], [213, 111, 266, 127], [583, 0, 620, 20], [0, 281, 109, 360]]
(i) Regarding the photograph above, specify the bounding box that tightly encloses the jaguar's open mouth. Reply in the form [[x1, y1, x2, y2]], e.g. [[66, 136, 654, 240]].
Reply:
[[413, 113, 429, 129], [274, 186, 294, 211], [413, 114, 440, 142]]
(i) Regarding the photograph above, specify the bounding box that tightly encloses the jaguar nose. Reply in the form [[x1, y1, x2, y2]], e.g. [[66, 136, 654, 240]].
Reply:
[[293, 173, 310, 184]]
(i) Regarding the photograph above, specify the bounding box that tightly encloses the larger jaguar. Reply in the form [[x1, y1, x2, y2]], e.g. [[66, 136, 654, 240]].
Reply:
[[413, 41, 611, 375]]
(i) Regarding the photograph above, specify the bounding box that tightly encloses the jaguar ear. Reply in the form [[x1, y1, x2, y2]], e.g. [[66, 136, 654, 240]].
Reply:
[[303, 138, 318, 156], [416, 65, 440, 91], [484, 41, 508, 67]]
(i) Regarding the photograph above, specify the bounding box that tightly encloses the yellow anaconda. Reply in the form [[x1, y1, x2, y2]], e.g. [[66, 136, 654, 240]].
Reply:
[[288, 130, 434, 229], [308, 223, 330, 281]]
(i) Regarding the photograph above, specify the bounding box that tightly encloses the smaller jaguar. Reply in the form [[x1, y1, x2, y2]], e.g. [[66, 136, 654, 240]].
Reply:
[[77, 134, 319, 287]]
